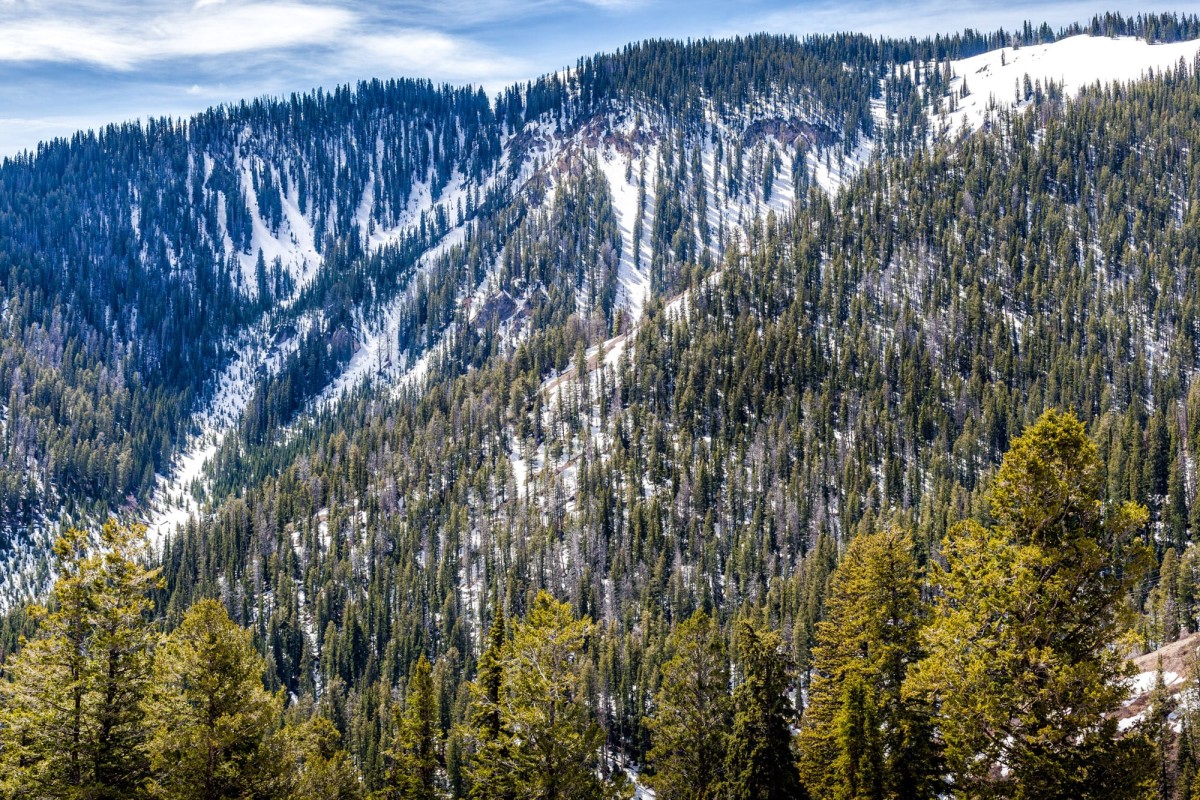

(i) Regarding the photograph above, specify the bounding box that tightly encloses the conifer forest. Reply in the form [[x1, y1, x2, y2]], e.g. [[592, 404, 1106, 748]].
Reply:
[[5, 9, 1200, 800]]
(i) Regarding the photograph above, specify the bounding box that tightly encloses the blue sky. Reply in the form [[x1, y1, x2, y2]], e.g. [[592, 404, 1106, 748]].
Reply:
[[0, 0, 1187, 155]]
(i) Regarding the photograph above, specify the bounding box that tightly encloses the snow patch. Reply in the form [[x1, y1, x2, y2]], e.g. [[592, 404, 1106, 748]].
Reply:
[[598, 147, 652, 323], [1129, 669, 1184, 697], [233, 158, 322, 297], [941, 35, 1200, 134]]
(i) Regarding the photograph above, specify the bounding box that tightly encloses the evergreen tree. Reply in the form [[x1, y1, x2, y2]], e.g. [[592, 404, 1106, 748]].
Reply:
[[379, 655, 444, 800], [498, 591, 622, 800], [721, 619, 803, 800], [645, 610, 730, 800], [282, 717, 365, 800], [797, 529, 939, 800], [829, 673, 883, 800], [908, 409, 1154, 799], [86, 523, 162, 799], [459, 610, 513, 800], [1144, 659, 1176, 800], [144, 599, 284, 800], [0, 522, 158, 800]]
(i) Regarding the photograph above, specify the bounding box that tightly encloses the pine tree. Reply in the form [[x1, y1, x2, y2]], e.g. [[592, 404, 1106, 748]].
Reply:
[[1181, 716, 1198, 800], [498, 591, 622, 800], [459, 610, 513, 800], [797, 530, 939, 800], [1178, 653, 1200, 800], [1145, 659, 1176, 800], [0, 522, 158, 800], [87, 522, 162, 799], [282, 717, 365, 800], [645, 610, 730, 800], [144, 598, 285, 799], [830, 673, 883, 800], [907, 409, 1154, 799], [379, 655, 444, 800], [721, 618, 803, 800]]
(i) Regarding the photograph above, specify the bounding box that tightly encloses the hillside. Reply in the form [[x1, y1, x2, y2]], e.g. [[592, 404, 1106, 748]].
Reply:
[[5, 11, 1200, 799], [0, 34, 915, 604], [152, 23, 1200, 789]]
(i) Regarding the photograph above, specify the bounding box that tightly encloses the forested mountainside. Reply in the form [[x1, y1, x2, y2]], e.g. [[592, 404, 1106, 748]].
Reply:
[[144, 48, 1200, 785], [0, 31, 960, 602], [7, 10, 1200, 800], [0, 78, 506, 597]]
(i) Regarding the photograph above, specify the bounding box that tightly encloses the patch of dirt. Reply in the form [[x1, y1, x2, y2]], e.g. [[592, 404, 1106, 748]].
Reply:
[[1118, 633, 1200, 721], [1134, 632, 1200, 677]]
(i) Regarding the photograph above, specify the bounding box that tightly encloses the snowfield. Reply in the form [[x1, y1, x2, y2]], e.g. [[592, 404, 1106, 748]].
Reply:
[[943, 34, 1200, 133], [598, 147, 652, 324]]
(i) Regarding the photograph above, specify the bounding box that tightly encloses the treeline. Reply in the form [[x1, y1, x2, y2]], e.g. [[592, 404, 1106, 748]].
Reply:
[[889, 12, 1200, 64], [0, 411, 1178, 799], [518, 13, 1200, 149], [0, 523, 360, 799], [1085, 11, 1200, 43]]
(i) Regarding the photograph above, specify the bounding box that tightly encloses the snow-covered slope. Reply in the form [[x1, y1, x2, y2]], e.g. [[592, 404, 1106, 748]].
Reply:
[[1118, 632, 1200, 732], [135, 94, 870, 557], [146, 323, 297, 549], [941, 34, 1200, 133]]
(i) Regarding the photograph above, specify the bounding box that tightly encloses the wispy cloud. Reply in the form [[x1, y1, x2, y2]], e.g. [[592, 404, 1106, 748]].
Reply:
[[580, 0, 648, 10], [0, 2, 354, 70], [0, 115, 106, 155], [0, 0, 543, 85], [351, 30, 532, 86], [351, 0, 647, 28], [0, 0, 547, 153]]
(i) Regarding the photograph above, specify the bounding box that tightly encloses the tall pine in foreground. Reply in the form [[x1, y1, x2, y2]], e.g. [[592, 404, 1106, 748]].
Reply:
[[144, 598, 285, 799], [491, 591, 625, 800], [722, 618, 803, 800], [797, 529, 940, 800], [645, 610, 730, 800], [0, 522, 158, 800], [0, 523, 365, 799], [378, 654, 445, 800], [458, 609, 513, 800], [907, 409, 1154, 799]]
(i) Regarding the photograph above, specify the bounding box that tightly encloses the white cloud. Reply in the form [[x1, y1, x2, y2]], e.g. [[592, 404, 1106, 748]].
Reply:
[[579, 0, 645, 10], [0, 0, 552, 155], [0, 0, 539, 89], [0, 116, 104, 155], [0, 1, 354, 70], [348, 0, 640, 29], [351, 30, 533, 85]]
